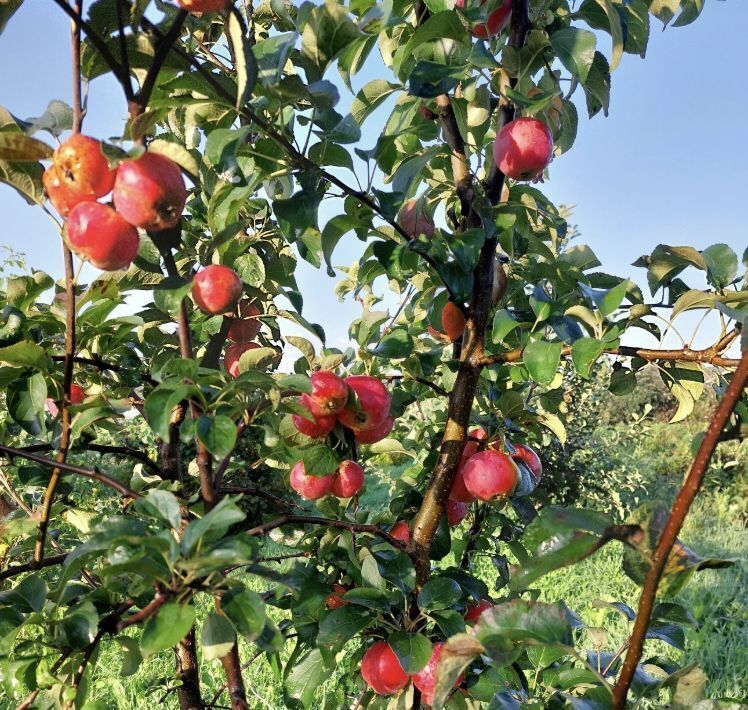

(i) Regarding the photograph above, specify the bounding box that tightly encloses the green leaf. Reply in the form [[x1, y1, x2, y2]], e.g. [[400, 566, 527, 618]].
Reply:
[[351, 80, 400, 125], [237, 346, 280, 373], [0, 159, 45, 205], [196, 415, 238, 458], [226, 9, 258, 110], [417, 577, 461, 611], [0, 132, 53, 161], [0, 575, 47, 612], [400, 12, 468, 71], [671, 289, 716, 318], [571, 337, 605, 379], [0, 340, 52, 371], [317, 605, 374, 651], [59, 601, 99, 650], [148, 139, 199, 181], [702, 243, 738, 289], [134, 490, 182, 529], [388, 631, 433, 674], [201, 613, 236, 661], [144, 383, 198, 441], [286, 648, 326, 708], [301, 2, 363, 82], [222, 588, 266, 641], [523, 340, 562, 385], [116, 637, 143, 677], [579, 279, 629, 317], [550, 27, 597, 84], [491, 309, 522, 345], [140, 602, 196, 657], [474, 600, 572, 665], [300, 444, 339, 476], [371, 328, 413, 359], [0, 0, 23, 34], [582, 0, 624, 71], [7, 373, 46, 436], [182, 498, 246, 555]]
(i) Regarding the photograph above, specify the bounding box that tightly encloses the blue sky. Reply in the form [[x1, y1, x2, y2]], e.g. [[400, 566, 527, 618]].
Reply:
[[0, 1, 745, 355]]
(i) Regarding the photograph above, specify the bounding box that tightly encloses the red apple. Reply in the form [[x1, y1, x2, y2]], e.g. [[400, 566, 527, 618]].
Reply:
[[412, 642, 463, 706], [441, 302, 466, 342], [113, 151, 186, 231], [291, 394, 337, 438], [510, 442, 542, 485], [493, 117, 554, 181], [399, 199, 435, 238], [192, 265, 243, 316], [462, 449, 519, 501], [464, 598, 493, 624], [361, 641, 409, 696], [45, 383, 86, 417], [390, 521, 411, 544], [337, 376, 391, 432], [331, 460, 365, 498], [177, 0, 230, 12], [325, 584, 350, 610], [355, 416, 394, 445], [446, 500, 469, 527], [307, 371, 349, 417], [66, 201, 140, 271], [448, 428, 487, 503], [224, 342, 259, 378], [289, 461, 334, 500], [227, 300, 261, 343], [43, 135, 115, 216], [469, 0, 512, 39]]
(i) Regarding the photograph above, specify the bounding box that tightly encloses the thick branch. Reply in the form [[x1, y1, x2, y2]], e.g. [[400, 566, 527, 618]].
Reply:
[[0, 445, 141, 499], [117, 590, 173, 631], [243, 514, 410, 554], [410, 0, 530, 590], [612, 349, 748, 708]]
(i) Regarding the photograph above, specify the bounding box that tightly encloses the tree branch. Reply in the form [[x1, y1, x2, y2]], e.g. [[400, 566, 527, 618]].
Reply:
[[612, 349, 748, 708], [0, 552, 68, 582], [0, 445, 141, 499], [20, 443, 163, 477], [242, 514, 410, 554], [218, 485, 298, 510], [50, 354, 157, 385], [410, 0, 531, 591]]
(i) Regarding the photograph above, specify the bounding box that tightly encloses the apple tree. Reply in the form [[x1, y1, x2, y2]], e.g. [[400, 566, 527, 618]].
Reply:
[[0, 0, 745, 708]]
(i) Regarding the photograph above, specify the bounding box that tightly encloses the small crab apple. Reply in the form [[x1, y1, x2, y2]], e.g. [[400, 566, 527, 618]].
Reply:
[[446, 500, 469, 527], [192, 265, 243, 316], [390, 521, 411, 544], [291, 394, 337, 438], [289, 461, 334, 501], [441, 302, 466, 342], [355, 415, 394, 445], [177, 0, 230, 12], [361, 641, 410, 696], [337, 376, 391, 432], [399, 199, 435, 238], [43, 135, 115, 216], [227, 300, 261, 343], [470, 0, 512, 38], [224, 342, 259, 378], [493, 117, 554, 181], [307, 371, 349, 417], [510, 442, 543, 485], [325, 584, 350, 610], [413, 642, 464, 706], [464, 598, 493, 624], [66, 201, 140, 271], [113, 151, 186, 231], [331, 460, 365, 498], [463, 449, 519, 501]]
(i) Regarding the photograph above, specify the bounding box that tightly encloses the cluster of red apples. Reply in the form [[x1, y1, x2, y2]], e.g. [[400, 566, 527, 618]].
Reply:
[[43, 135, 186, 271], [291, 372, 394, 444], [362, 640, 462, 704], [359, 596, 499, 701]]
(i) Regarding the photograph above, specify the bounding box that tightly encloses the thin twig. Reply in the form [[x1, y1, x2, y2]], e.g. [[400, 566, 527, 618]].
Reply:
[[0, 445, 141, 499], [612, 349, 748, 708]]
